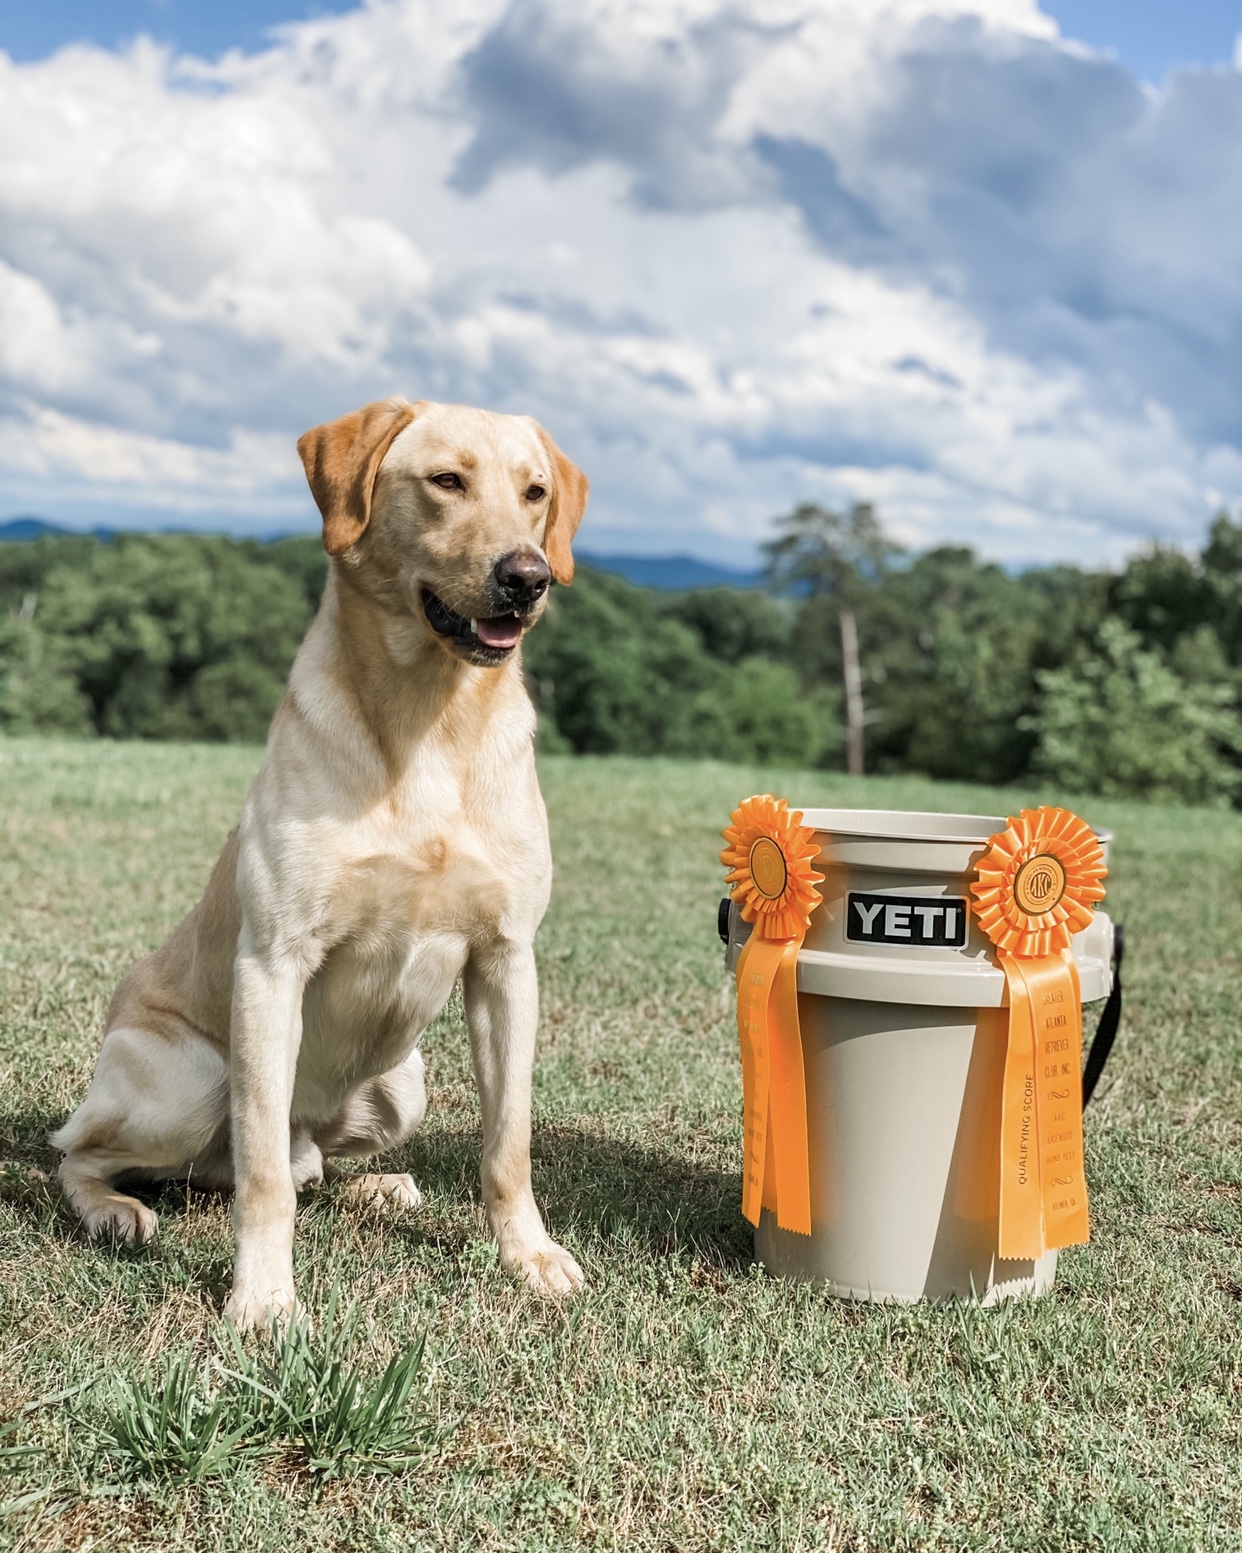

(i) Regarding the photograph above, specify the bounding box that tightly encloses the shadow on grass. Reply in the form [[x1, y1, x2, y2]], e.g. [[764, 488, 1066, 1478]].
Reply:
[[0, 1104, 64, 1168], [2, 1107, 753, 1273], [405, 1123, 753, 1270]]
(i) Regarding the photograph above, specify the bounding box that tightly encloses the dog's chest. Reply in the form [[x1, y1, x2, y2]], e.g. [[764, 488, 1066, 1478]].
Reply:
[[301, 915, 465, 1099], [298, 762, 549, 1096], [325, 757, 550, 949]]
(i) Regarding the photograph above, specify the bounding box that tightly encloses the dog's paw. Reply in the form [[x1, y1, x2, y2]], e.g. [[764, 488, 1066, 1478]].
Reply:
[[222, 1284, 302, 1334], [509, 1239, 586, 1297], [84, 1197, 158, 1246], [336, 1172, 422, 1212]]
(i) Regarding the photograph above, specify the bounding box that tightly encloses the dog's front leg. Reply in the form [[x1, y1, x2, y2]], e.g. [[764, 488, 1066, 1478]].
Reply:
[[223, 932, 308, 1331], [464, 944, 585, 1296]]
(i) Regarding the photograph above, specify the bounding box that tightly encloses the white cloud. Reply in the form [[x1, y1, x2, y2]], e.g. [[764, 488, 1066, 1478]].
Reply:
[[0, 403, 298, 517], [0, 262, 86, 389], [0, 0, 1238, 564]]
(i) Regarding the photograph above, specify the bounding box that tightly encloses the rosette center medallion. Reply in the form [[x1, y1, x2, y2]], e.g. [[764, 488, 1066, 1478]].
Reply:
[[1014, 855, 1066, 915], [748, 837, 789, 899]]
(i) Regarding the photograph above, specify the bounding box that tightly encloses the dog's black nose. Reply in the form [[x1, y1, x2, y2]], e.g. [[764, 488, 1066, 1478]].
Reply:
[[494, 550, 551, 605]]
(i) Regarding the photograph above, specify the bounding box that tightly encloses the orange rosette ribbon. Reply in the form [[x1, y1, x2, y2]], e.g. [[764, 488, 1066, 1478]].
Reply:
[[721, 795, 823, 1235], [970, 807, 1107, 1261]]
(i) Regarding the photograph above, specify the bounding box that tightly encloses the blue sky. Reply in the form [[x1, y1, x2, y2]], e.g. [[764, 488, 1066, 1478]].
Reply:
[[1, 1, 1241, 565], [6, 1, 1240, 81], [0, 2, 356, 64], [1046, 1, 1242, 80]]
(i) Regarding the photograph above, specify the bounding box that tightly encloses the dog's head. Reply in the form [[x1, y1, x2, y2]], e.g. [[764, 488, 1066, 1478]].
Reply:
[[297, 398, 589, 667]]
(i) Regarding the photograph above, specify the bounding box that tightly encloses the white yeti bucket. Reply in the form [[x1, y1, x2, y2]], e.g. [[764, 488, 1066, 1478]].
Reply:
[[723, 808, 1114, 1303]]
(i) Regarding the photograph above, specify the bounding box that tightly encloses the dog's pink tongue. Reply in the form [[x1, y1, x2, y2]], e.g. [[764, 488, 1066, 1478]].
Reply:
[[475, 615, 521, 649]]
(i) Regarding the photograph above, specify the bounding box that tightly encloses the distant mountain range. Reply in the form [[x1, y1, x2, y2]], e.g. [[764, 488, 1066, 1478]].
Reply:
[[0, 516, 765, 592], [576, 552, 762, 590], [0, 515, 117, 542]]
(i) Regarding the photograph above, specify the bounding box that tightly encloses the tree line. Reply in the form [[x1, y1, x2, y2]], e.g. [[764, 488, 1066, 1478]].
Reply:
[[1, 507, 1240, 805]]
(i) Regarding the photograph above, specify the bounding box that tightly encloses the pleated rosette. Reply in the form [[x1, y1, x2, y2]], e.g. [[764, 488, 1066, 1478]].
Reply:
[[720, 794, 823, 942], [970, 807, 1106, 959]]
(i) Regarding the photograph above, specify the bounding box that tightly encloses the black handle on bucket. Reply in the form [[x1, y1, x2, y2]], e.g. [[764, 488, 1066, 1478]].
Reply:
[[1082, 922, 1124, 1108]]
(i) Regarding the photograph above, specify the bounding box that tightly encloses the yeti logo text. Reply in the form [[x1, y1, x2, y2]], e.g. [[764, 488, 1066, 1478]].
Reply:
[[846, 893, 968, 947]]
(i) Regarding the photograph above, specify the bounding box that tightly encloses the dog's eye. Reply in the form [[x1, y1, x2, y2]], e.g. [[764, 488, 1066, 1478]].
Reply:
[[525, 484, 547, 502], [430, 472, 463, 491]]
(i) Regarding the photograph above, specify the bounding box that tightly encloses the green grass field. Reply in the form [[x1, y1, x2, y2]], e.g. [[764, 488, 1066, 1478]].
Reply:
[[0, 739, 1239, 1552]]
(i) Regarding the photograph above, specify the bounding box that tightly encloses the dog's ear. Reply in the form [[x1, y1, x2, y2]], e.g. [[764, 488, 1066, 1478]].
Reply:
[[297, 398, 419, 556], [535, 426, 589, 585]]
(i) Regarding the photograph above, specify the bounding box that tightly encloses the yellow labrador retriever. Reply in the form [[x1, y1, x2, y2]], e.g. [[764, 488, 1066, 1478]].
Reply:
[[52, 398, 589, 1328]]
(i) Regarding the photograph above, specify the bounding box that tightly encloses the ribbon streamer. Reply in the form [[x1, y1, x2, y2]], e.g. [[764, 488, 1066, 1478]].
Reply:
[[972, 807, 1106, 1261], [721, 795, 822, 1235]]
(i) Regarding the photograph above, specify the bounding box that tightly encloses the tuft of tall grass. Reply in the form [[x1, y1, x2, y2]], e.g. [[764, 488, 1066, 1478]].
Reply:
[[94, 1294, 437, 1484], [98, 1350, 251, 1483], [221, 1291, 437, 1479]]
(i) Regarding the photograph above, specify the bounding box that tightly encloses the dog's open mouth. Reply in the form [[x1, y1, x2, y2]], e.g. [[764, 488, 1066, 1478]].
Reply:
[[421, 588, 523, 660]]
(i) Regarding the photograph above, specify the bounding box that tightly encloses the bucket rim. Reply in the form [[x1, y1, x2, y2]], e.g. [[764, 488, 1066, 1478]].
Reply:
[[794, 806, 1112, 846]]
